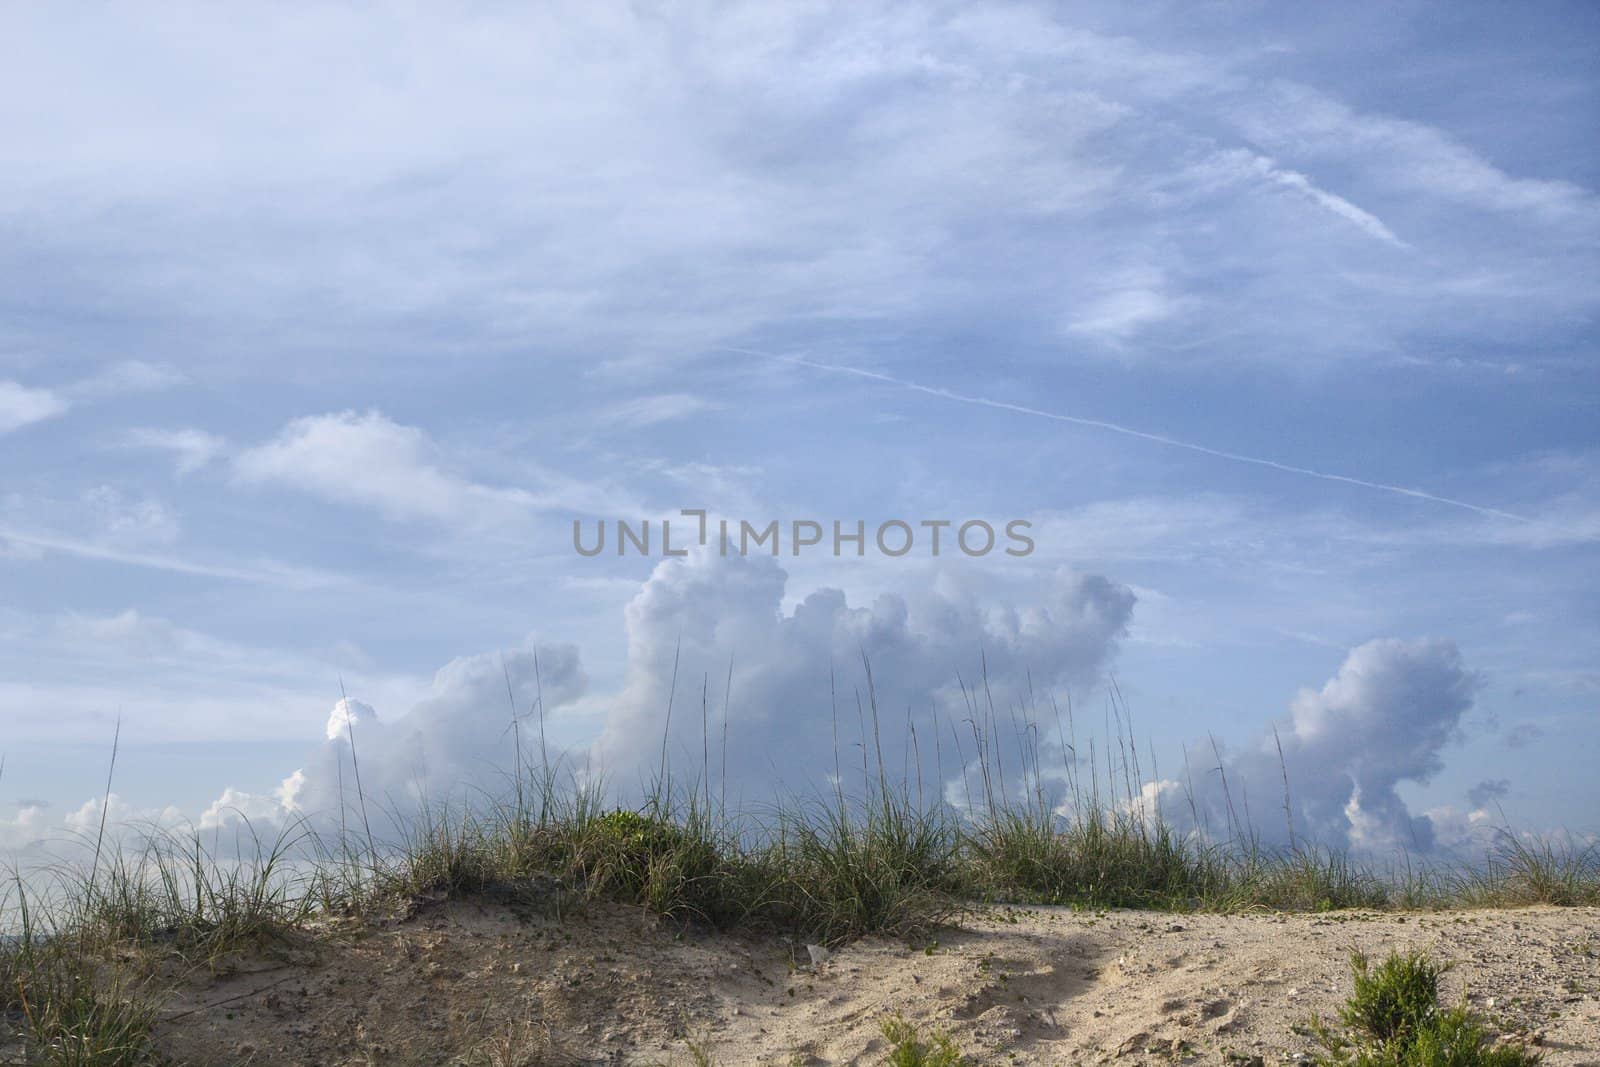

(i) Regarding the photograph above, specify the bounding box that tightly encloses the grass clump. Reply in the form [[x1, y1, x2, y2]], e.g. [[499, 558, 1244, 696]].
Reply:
[[12, 960, 159, 1067], [368, 783, 963, 946], [577, 802, 749, 924], [1220, 845, 1392, 912], [879, 1012, 966, 1066], [1311, 950, 1540, 1067], [970, 807, 1211, 909], [62, 823, 321, 960], [770, 794, 960, 944], [1461, 837, 1600, 908], [3, 886, 161, 1067], [2, 818, 323, 1065], [358, 785, 770, 932]]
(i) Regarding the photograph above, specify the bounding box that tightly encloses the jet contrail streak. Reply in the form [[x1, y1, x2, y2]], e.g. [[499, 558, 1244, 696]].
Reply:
[[716, 346, 1531, 524]]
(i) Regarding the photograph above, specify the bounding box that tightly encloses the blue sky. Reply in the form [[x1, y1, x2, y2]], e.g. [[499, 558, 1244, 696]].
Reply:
[[1, 2, 1595, 854]]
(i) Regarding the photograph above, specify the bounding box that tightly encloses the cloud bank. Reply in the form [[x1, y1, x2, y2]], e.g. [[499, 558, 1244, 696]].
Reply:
[[591, 551, 1136, 804], [187, 552, 1134, 836], [0, 563, 1559, 862]]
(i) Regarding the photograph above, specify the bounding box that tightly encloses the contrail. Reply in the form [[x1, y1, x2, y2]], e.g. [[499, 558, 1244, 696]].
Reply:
[[716, 346, 1532, 524]]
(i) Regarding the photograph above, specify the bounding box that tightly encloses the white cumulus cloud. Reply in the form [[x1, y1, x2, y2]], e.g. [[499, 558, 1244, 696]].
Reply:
[[1148, 638, 1479, 853], [234, 410, 524, 525], [591, 551, 1137, 804]]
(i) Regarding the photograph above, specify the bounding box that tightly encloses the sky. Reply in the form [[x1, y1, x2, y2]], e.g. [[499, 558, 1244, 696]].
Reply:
[[1, 2, 1596, 858]]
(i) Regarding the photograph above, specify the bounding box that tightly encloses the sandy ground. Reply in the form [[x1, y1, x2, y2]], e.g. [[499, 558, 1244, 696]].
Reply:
[[139, 900, 1598, 1065]]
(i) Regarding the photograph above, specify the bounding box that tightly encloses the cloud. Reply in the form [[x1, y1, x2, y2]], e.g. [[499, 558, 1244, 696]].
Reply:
[[1466, 778, 1510, 810], [0, 362, 187, 436], [60, 361, 188, 402], [49, 608, 317, 672], [81, 486, 181, 545], [728, 348, 1532, 523], [594, 393, 721, 429], [3, 4, 1588, 380], [1147, 638, 1479, 853], [166, 566, 1515, 859], [1065, 269, 1191, 342], [199, 783, 302, 833], [0, 524, 343, 588], [1477, 505, 1600, 549], [0, 628, 584, 845], [324, 696, 378, 742], [0, 380, 67, 434], [0, 801, 58, 852], [0, 605, 436, 750], [1235, 81, 1597, 223], [1226, 150, 1408, 248], [2, 486, 181, 551], [180, 553, 1132, 835], [122, 427, 227, 474], [267, 637, 588, 828], [590, 551, 1136, 802], [1502, 723, 1543, 750], [1028, 496, 1248, 563], [234, 410, 533, 526], [232, 410, 642, 529], [0, 793, 187, 854]]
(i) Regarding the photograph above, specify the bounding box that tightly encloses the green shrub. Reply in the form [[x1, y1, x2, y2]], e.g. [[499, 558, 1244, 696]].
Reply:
[[1343, 951, 1447, 1045], [879, 1012, 966, 1066], [1312, 951, 1540, 1067], [581, 805, 749, 924]]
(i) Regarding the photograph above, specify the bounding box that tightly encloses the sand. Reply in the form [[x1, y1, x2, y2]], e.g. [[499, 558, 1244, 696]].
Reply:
[[141, 900, 1599, 1065]]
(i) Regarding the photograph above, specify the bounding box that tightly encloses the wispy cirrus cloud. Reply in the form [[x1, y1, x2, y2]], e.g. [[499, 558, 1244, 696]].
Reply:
[[0, 380, 67, 434], [1225, 149, 1409, 248], [1234, 81, 1599, 223], [1, 5, 1589, 376], [61, 361, 187, 401], [595, 393, 721, 429], [121, 427, 227, 474], [0, 361, 186, 435], [0, 523, 344, 588]]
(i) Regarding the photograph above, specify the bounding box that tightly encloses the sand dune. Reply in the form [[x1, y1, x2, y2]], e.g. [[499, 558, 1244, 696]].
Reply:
[[150, 902, 1599, 1065]]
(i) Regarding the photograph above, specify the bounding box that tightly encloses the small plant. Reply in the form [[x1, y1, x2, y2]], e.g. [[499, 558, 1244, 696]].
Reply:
[[581, 803, 742, 923], [1311, 950, 1540, 1067], [880, 1012, 966, 1066], [1343, 950, 1449, 1045], [456, 1014, 579, 1066], [644, 1030, 719, 1067], [591, 807, 707, 892], [593, 808, 682, 858]]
